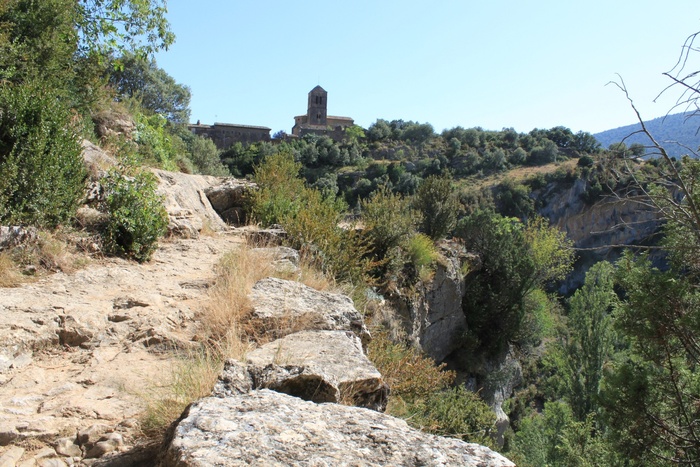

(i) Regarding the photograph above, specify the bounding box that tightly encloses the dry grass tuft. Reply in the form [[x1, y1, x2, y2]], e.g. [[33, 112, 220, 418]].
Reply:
[[140, 343, 226, 439], [0, 251, 23, 287], [141, 239, 343, 439]]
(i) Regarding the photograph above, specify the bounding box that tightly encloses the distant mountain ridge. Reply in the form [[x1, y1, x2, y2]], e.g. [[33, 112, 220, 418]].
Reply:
[[594, 112, 700, 158]]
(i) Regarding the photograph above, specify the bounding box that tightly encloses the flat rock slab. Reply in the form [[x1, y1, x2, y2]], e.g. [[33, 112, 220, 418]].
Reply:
[[248, 278, 370, 345], [163, 389, 515, 467], [215, 331, 389, 410]]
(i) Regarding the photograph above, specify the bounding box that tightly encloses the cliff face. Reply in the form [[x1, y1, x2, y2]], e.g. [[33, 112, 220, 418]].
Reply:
[[390, 242, 470, 363], [536, 178, 663, 292]]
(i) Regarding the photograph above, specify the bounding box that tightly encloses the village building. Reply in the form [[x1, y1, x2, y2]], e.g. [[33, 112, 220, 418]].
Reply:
[[189, 86, 353, 147], [291, 86, 354, 140], [187, 122, 271, 150]]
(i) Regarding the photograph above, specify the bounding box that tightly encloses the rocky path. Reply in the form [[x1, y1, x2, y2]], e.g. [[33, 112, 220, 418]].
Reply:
[[0, 233, 244, 465]]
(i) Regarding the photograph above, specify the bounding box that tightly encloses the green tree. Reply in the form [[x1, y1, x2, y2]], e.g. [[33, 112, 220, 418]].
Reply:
[[564, 261, 617, 421], [0, 81, 86, 227], [459, 212, 573, 355], [109, 52, 191, 123], [413, 174, 460, 241], [75, 0, 174, 57]]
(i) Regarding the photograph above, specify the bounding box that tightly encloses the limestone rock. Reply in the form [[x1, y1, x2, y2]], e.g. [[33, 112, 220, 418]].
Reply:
[[0, 226, 38, 251], [163, 390, 515, 467], [203, 179, 255, 225], [215, 330, 389, 410], [151, 169, 230, 237], [248, 278, 370, 345], [0, 446, 24, 467], [55, 438, 81, 458], [391, 241, 470, 362], [81, 140, 117, 180]]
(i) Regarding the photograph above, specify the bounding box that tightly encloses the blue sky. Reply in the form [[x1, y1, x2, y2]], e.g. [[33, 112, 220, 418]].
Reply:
[[155, 1, 700, 136]]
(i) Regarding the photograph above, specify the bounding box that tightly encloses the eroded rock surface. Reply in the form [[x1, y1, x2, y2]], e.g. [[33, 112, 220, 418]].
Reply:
[[0, 234, 244, 464], [214, 330, 389, 410], [163, 389, 515, 467], [248, 277, 370, 345]]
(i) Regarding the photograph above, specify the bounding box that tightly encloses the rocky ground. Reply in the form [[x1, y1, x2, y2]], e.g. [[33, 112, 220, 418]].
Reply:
[[0, 232, 245, 466]]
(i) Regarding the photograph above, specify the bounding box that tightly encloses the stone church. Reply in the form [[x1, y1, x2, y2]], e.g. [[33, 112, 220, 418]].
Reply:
[[188, 86, 353, 149], [292, 86, 354, 140]]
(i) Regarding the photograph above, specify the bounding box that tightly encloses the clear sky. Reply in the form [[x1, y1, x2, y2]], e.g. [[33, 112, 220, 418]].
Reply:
[[155, 1, 700, 136]]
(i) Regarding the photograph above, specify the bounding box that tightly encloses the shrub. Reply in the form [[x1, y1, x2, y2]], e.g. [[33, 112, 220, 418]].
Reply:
[[413, 174, 460, 241], [361, 184, 420, 261], [410, 386, 497, 447], [249, 152, 306, 226], [0, 82, 86, 227], [406, 233, 438, 281], [367, 331, 454, 400], [101, 167, 168, 262], [250, 152, 369, 286]]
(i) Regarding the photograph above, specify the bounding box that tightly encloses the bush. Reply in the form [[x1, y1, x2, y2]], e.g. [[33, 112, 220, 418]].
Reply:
[[0, 82, 86, 227], [361, 185, 420, 261], [250, 152, 369, 285], [102, 167, 168, 262], [406, 233, 438, 281], [413, 174, 460, 240], [410, 386, 497, 447]]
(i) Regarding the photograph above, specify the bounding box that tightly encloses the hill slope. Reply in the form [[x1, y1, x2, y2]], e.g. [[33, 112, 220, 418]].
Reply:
[[594, 112, 700, 158]]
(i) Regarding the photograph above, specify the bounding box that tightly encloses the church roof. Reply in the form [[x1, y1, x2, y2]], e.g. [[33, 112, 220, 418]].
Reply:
[[309, 85, 326, 93]]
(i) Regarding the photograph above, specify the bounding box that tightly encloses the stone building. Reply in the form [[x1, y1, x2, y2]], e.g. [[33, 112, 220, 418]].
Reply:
[[292, 86, 354, 140], [188, 122, 271, 150]]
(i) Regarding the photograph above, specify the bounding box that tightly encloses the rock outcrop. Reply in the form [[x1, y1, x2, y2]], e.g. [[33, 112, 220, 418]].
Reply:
[[215, 330, 389, 411], [248, 277, 371, 346], [390, 242, 470, 362], [162, 390, 515, 467]]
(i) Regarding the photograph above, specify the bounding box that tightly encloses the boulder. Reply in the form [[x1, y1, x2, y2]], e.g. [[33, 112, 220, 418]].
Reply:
[[81, 140, 117, 180], [248, 278, 370, 346], [214, 330, 389, 411], [203, 179, 255, 225], [162, 390, 515, 467], [0, 226, 38, 251], [151, 169, 229, 237]]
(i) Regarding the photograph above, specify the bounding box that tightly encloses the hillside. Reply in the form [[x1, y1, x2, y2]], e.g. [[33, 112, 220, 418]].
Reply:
[[594, 112, 700, 158]]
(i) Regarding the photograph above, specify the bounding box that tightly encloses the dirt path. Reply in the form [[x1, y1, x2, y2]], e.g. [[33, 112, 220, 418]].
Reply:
[[0, 233, 244, 464]]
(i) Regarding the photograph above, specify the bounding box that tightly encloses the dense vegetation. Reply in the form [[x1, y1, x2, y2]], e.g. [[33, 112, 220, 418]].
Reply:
[[4, 1, 700, 464]]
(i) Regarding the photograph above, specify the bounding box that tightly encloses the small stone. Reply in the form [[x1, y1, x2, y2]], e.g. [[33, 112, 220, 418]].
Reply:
[[117, 419, 138, 429], [55, 438, 81, 458], [85, 441, 116, 459], [77, 424, 111, 447], [32, 448, 56, 460], [99, 433, 123, 448]]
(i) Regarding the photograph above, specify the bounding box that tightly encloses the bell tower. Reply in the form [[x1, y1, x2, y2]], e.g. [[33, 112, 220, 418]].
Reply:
[[307, 86, 327, 126]]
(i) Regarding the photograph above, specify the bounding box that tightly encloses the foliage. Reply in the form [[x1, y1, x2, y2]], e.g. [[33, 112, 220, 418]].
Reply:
[[412, 174, 460, 240], [0, 81, 86, 227], [368, 331, 455, 399], [510, 401, 619, 467], [249, 152, 306, 226], [409, 386, 497, 447], [109, 52, 191, 123], [101, 166, 168, 262], [458, 211, 573, 356], [406, 233, 437, 274], [600, 251, 700, 464], [564, 261, 617, 421], [0, 0, 78, 85], [75, 0, 174, 57], [250, 152, 368, 285], [361, 184, 420, 261]]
